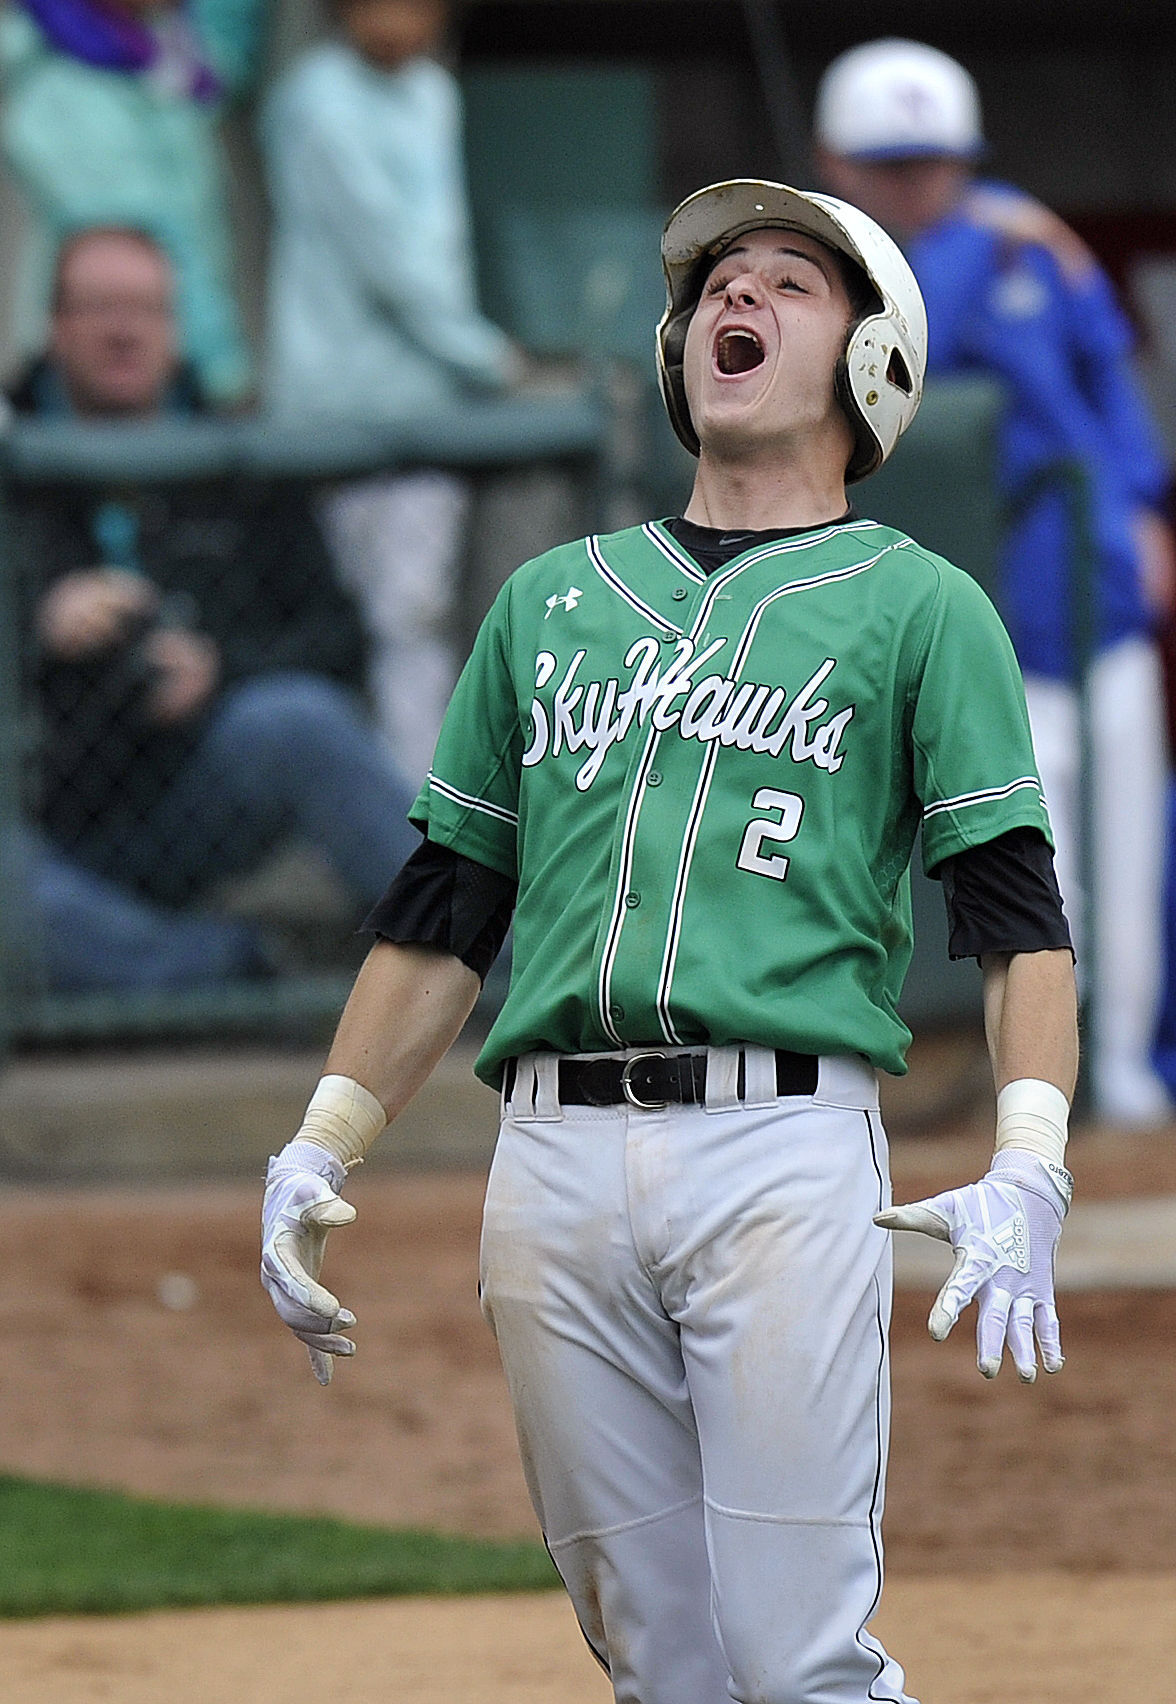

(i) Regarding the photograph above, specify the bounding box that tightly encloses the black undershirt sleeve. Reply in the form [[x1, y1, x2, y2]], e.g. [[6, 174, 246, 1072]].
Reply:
[[363, 837, 517, 983], [934, 826, 1073, 962], [371, 827, 1072, 981]]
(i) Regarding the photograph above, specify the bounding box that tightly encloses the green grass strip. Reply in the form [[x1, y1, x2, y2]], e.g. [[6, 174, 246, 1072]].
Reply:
[[0, 1474, 558, 1618]]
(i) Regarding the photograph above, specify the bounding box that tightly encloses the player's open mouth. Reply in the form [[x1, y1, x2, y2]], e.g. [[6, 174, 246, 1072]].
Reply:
[[715, 329, 765, 375]]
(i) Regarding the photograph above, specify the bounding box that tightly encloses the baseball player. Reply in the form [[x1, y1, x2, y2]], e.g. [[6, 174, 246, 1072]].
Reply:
[[261, 180, 1078, 1704], [814, 39, 1174, 1125]]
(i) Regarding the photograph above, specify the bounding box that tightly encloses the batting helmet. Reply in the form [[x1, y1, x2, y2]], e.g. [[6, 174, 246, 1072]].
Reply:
[[656, 179, 928, 483]]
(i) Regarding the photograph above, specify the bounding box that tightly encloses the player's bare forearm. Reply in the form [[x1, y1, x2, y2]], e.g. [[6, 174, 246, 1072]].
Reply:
[[980, 947, 1079, 1100], [262, 942, 479, 1383], [324, 939, 482, 1120]]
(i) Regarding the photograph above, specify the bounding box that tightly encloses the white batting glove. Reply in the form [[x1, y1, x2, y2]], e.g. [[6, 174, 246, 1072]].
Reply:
[[875, 1149, 1072, 1382], [261, 1139, 358, 1386]]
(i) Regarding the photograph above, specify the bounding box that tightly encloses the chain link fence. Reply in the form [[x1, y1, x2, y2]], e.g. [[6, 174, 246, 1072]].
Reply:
[[0, 393, 610, 1052]]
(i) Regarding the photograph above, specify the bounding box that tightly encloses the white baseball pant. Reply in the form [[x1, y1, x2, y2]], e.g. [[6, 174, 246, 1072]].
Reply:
[[479, 1046, 917, 1704], [1023, 635, 1170, 1123], [321, 469, 470, 785]]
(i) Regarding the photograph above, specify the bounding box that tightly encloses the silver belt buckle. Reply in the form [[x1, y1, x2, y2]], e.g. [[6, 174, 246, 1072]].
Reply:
[[621, 1050, 669, 1110]]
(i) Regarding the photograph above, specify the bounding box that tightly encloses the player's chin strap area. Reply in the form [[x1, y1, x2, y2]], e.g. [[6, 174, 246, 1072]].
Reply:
[[992, 1076, 1073, 1209]]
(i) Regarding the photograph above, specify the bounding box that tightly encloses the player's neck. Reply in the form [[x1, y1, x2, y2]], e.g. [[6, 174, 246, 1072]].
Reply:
[[684, 454, 849, 533]]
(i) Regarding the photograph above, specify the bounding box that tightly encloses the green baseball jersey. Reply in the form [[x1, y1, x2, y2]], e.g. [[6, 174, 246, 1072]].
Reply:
[[411, 517, 1052, 1085]]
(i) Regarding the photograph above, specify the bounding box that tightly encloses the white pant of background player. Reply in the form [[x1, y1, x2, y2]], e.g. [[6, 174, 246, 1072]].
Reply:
[[480, 1047, 916, 1704], [1024, 635, 1170, 1124], [321, 470, 469, 786]]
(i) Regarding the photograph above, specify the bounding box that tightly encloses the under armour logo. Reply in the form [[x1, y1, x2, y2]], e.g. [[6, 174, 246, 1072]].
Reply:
[[545, 586, 583, 618]]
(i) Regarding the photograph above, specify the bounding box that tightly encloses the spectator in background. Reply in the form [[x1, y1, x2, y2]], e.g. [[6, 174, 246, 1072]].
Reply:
[[260, 0, 522, 783], [815, 38, 1176, 1125], [4, 822, 273, 990], [7, 226, 419, 935], [0, 0, 256, 404]]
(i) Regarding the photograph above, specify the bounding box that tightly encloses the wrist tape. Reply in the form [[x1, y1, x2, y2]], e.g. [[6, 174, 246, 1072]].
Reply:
[[994, 1076, 1073, 1208], [298, 1074, 387, 1170]]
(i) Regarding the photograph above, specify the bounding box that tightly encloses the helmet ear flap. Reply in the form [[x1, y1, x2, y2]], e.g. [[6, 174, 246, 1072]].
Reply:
[[838, 309, 924, 485], [658, 305, 701, 458], [833, 347, 882, 485]]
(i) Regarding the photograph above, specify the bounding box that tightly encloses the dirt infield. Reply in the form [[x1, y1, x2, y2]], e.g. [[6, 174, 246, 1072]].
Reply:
[[4, 1575, 1176, 1704], [1, 1117, 1175, 1699]]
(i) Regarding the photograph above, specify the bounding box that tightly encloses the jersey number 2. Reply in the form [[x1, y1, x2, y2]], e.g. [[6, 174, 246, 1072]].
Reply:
[[736, 788, 805, 881]]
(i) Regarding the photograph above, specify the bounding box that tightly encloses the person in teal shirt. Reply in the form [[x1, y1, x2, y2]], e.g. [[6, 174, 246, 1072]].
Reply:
[[260, 0, 521, 783], [260, 0, 516, 423], [1, 0, 259, 404]]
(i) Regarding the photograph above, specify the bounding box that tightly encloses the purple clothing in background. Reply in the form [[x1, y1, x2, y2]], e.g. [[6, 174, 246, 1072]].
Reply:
[[17, 0, 220, 100]]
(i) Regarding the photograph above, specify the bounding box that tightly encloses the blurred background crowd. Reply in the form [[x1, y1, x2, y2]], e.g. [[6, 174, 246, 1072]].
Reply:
[[0, 0, 1173, 1126]]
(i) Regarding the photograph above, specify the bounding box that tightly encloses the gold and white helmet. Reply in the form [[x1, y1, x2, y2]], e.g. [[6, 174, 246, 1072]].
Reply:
[[656, 179, 928, 483]]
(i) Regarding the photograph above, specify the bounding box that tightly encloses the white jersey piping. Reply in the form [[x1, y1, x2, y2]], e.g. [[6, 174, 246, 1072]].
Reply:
[[587, 535, 683, 634], [655, 738, 722, 1044], [651, 548, 897, 1037], [644, 517, 888, 579], [595, 528, 899, 1043], [730, 550, 900, 672], [922, 776, 1046, 821], [641, 521, 707, 581], [425, 772, 519, 827], [596, 720, 667, 1046], [712, 517, 890, 570]]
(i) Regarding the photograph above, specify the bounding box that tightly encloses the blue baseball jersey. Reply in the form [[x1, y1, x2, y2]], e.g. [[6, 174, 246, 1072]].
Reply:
[[909, 180, 1169, 678]]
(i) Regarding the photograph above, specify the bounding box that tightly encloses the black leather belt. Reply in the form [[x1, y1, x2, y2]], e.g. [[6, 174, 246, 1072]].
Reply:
[[504, 1048, 818, 1109]]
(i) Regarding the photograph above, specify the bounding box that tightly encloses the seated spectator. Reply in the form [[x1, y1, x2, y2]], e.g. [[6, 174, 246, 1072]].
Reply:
[[7, 226, 419, 935], [0, 0, 255, 404], [260, 0, 522, 782]]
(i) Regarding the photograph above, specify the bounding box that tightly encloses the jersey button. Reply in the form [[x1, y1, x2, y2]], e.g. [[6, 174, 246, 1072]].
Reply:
[[647, 771, 662, 787], [624, 891, 641, 908], [671, 587, 688, 601], [609, 1002, 625, 1021]]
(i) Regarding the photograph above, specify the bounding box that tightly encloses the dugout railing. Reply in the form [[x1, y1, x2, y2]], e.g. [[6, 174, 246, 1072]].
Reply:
[[0, 391, 611, 1056]]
